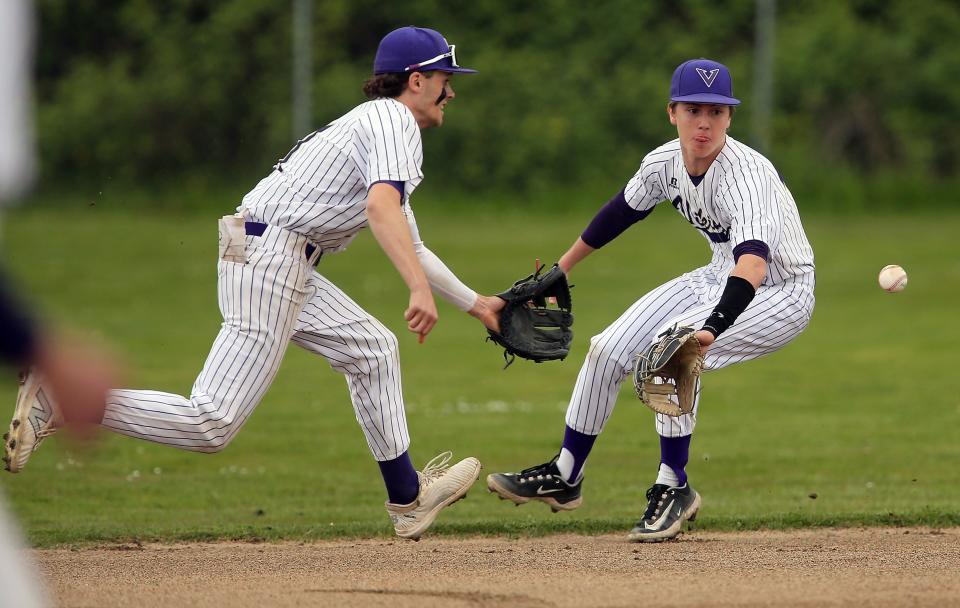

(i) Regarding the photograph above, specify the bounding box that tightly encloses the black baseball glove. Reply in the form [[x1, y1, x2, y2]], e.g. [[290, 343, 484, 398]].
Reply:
[[487, 264, 573, 367]]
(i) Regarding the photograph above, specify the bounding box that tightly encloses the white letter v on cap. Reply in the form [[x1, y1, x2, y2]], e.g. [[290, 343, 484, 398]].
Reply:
[[696, 68, 719, 87]]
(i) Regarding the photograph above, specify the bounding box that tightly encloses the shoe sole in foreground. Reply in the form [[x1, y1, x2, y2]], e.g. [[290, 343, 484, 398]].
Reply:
[[627, 490, 701, 543], [485, 473, 583, 513], [398, 459, 482, 541], [3, 372, 44, 473]]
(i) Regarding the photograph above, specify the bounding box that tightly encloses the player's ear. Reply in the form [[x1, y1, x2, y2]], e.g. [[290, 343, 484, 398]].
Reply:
[[408, 71, 424, 92], [667, 103, 678, 125]]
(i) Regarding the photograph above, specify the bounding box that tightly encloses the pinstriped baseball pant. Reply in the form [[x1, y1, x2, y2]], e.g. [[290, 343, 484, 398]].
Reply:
[[565, 271, 814, 438], [99, 224, 409, 461]]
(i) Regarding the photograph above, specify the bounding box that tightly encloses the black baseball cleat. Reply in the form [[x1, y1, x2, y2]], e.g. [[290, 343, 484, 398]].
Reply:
[[486, 456, 582, 512], [627, 482, 701, 542]]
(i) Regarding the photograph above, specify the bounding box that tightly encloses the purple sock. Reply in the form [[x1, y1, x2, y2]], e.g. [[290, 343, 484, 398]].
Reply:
[[560, 425, 597, 482], [378, 451, 419, 505], [659, 434, 691, 486]]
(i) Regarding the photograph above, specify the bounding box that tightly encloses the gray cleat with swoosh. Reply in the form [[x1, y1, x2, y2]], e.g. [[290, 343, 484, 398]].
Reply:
[[628, 483, 701, 542], [486, 455, 582, 512]]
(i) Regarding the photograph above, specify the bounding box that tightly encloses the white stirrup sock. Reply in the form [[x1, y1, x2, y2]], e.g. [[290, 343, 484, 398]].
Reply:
[[556, 448, 577, 483], [655, 462, 681, 487]]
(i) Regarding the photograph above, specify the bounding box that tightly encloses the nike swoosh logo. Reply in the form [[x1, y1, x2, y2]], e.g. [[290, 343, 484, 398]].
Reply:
[[644, 498, 676, 530], [536, 486, 563, 495]]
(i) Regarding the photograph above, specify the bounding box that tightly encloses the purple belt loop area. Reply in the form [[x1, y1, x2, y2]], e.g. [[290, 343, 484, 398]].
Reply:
[[243, 221, 268, 237], [245, 221, 321, 262]]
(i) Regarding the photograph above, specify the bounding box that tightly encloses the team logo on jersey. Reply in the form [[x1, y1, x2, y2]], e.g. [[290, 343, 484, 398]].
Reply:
[[671, 195, 730, 243], [696, 68, 719, 88]]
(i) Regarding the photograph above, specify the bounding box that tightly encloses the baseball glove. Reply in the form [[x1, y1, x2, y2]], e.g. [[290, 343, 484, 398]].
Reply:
[[487, 264, 573, 367], [632, 325, 704, 417]]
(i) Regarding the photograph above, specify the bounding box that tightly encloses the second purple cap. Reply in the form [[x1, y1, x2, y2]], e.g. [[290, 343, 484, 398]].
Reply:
[[670, 59, 740, 106]]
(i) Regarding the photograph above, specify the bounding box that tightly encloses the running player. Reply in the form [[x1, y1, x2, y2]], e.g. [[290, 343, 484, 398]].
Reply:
[[487, 58, 815, 542], [4, 26, 503, 541]]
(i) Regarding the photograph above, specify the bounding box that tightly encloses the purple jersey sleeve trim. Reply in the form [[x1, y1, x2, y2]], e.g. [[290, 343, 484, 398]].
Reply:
[[371, 180, 405, 198], [733, 239, 770, 262], [581, 188, 653, 249], [0, 273, 37, 366]]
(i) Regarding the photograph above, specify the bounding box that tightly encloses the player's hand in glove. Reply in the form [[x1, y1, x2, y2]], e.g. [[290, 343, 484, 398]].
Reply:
[[632, 325, 704, 417], [486, 263, 573, 367], [693, 329, 714, 356], [469, 295, 505, 334]]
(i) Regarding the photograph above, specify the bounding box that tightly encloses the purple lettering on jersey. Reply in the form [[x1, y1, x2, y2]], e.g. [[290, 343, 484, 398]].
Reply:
[[372, 180, 405, 199], [733, 239, 770, 262], [581, 188, 653, 249], [671, 195, 730, 243]]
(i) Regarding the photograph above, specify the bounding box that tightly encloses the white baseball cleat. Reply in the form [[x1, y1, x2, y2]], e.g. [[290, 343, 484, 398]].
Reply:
[[3, 370, 60, 473], [385, 451, 481, 540]]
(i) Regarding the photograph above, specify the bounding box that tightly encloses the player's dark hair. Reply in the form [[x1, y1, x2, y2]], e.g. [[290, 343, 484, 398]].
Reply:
[[362, 71, 434, 99]]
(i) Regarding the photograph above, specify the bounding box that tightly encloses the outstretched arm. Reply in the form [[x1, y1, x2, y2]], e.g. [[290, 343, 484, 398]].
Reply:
[[558, 237, 596, 274], [560, 188, 651, 275], [366, 183, 437, 340], [400, 201, 505, 333], [695, 252, 767, 353]]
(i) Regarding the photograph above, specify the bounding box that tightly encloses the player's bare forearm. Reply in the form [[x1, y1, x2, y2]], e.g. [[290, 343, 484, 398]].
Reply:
[[368, 185, 430, 292], [558, 237, 595, 275], [367, 183, 437, 336], [730, 253, 767, 289]]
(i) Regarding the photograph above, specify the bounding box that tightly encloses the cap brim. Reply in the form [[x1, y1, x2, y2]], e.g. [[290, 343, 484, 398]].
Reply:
[[670, 93, 741, 106], [423, 66, 478, 74]]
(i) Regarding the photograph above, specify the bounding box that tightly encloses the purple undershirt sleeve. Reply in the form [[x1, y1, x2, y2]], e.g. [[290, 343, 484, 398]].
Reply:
[[732, 239, 770, 262], [580, 189, 653, 249], [371, 180, 404, 199]]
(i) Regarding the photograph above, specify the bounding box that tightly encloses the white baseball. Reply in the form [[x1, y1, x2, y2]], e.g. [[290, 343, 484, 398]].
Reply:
[[878, 265, 908, 292]]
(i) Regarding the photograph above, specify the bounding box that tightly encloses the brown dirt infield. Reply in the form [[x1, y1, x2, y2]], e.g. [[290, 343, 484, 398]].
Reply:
[[35, 527, 960, 607]]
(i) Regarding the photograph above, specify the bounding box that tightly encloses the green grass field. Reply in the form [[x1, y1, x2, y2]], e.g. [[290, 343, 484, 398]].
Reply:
[[1, 204, 958, 546]]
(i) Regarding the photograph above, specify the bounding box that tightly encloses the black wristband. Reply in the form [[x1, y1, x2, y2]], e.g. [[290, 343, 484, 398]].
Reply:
[[702, 276, 756, 338]]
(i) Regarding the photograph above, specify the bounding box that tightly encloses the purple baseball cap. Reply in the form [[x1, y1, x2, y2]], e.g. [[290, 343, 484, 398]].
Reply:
[[670, 59, 741, 106], [374, 26, 478, 75]]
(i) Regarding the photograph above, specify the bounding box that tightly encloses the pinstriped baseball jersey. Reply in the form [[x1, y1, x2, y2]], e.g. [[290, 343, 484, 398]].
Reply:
[[240, 98, 424, 253], [625, 136, 814, 288]]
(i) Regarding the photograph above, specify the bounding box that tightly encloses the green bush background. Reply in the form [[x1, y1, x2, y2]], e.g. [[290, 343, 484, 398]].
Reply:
[[32, 0, 960, 209]]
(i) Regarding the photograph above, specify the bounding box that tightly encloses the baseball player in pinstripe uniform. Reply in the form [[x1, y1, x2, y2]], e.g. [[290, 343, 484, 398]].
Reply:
[[4, 26, 504, 541], [488, 59, 815, 542]]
